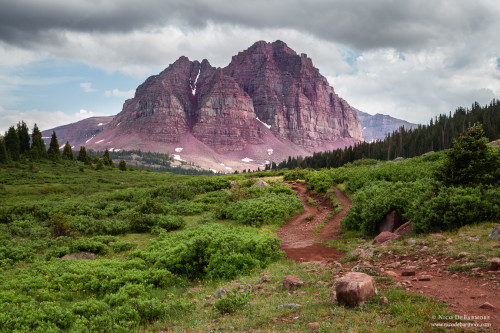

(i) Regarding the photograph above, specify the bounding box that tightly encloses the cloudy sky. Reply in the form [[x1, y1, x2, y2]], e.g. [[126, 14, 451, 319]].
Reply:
[[1, 0, 500, 133]]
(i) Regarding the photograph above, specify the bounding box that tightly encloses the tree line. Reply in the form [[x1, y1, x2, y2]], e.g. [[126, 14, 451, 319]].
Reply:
[[0, 122, 126, 170], [271, 99, 500, 170], [0, 121, 215, 175]]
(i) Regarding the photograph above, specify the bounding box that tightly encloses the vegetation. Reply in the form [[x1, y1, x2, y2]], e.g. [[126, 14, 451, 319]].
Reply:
[[275, 99, 500, 170], [0, 101, 498, 331], [283, 123, 500, 236]]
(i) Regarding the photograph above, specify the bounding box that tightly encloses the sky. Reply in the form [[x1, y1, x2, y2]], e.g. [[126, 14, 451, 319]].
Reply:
[[1, 0, 500, 133]]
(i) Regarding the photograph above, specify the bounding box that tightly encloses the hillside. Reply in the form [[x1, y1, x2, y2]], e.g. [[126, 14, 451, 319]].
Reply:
[[0, 123, 498, 330]]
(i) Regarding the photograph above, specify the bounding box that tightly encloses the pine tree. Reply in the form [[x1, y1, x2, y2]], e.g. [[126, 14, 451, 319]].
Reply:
[[62, 142, 74, 160], [0, 138, 10, 163], [103, 149, 113, 167], [439, 124, 499, 185], [31, 124, 47, 160], [16, 121, 30, 155], [47, 131, 60, 161], [4, 126, 20, 161], [77, 146, 88, 163], [118, 160, 127, 171]]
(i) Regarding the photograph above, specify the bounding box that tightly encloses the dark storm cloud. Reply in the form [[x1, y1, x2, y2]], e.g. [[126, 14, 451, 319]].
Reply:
[[0, 0, 495, 51]]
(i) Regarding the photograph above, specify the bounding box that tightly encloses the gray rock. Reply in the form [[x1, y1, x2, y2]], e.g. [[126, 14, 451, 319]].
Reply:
[[276, 303, 302, 310], [487, 226, 500, 241], [214, 287, 227, 299], [61, 252, 96, 260], [351, 263, 378, 276], [252, 179, 270, 188]]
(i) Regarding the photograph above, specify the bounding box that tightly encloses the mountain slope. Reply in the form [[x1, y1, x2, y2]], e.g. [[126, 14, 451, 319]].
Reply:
[[356, 109, 418, 142]]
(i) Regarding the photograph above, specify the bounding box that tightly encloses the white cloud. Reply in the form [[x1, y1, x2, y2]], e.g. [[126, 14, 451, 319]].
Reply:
[[332, 45, 500, 124], [80, 82, 96, 92], [104, 89, 135, 98], [0, 1, 499, 125], [0, 106, 95, 133]]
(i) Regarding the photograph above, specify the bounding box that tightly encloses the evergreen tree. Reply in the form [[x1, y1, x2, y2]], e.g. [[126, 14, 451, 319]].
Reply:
[[0, 138, 10, 163], [4, 126, 20, 161], [16, 121, 30, 155], [47, 131, 60, 161], [77, 146, 88, 163], [31, 124, 47, 160], [439, 124, 499, 185], [118, 160, 127, 171], [62, 142, 74, 160], [103, 149, 113, 167]]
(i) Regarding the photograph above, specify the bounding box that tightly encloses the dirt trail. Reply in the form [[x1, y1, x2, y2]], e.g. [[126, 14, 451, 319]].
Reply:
[[276, 182, 350, 263], [277, 182, 499, 329]]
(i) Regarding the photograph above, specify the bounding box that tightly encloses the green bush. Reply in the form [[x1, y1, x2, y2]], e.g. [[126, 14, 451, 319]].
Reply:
[[408, 186, 500, 233], [341, 180, 436, 236], [132, 224, 281, 279], [438, 124, 500, 185], [130, 214, 185, 232], [214, 290, 250, 314], [217, 193, 303, 227], [71, 238, 108, 255]]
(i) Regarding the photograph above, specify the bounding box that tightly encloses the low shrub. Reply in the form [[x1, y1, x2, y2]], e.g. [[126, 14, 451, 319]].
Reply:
[[131, 223, 281, 280], [214, 290, 250, 314], [217, 193, 303, 227], [130, 214, 185, 233]]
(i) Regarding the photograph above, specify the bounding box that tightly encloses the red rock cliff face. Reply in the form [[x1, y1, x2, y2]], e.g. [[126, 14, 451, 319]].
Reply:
[[224, 40, 363, 147], [110, 40, 362, 152]]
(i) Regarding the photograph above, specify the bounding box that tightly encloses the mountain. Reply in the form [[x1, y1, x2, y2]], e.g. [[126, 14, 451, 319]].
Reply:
[[43, 40, 363, 172], [42, 116, 113, 148], [356, 109, 418, 142]]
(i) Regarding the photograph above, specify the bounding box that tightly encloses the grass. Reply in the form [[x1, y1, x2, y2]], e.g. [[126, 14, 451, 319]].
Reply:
[[147, 260, 451, 332], [0, 159, 492, 332]]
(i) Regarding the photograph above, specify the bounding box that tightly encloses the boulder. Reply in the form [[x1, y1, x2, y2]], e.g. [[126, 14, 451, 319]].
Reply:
[[283, 275, 304, 290], [61, 252, 96, 260], [487, 226, 500, 241], [377, 211, 403, 233], [394, 221, 413, 237], [214, 287, 227, 299], [335, 272, 376, 307], [373, 232, 401, 244], [252, 179, 270, 188]]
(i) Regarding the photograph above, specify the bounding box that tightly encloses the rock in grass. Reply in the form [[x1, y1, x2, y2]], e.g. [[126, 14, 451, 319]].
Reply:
[[487, 226, 500, 241], [373, 232, 401, 244], [276, 303, 302, 310], [283, 275, 304, 290], [61, 252, 96, 260], [252, 179, 270, 188], [335, 272, 376, 307], [214, 287, 227, 299], [308, 322, 319, 329]]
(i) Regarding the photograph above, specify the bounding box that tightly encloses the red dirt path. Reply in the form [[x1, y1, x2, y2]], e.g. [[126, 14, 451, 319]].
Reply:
[[276, 182, 350, 263], [277, 183, 499, 330]]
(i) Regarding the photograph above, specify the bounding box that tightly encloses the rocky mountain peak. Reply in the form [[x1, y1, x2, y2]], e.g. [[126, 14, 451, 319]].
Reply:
[[81, 40, 362, 170]]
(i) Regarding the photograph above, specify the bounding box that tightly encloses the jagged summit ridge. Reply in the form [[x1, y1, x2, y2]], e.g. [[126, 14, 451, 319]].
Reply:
[[110, 40, 362, 152]]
